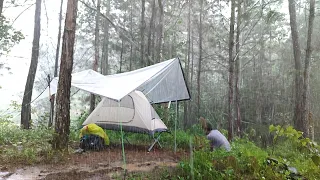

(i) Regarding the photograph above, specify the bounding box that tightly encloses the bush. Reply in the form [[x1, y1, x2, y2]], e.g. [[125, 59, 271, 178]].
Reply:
[[268, 125, 320, 179], [0, 120, 54, 164], [174, 125, 320, 180]]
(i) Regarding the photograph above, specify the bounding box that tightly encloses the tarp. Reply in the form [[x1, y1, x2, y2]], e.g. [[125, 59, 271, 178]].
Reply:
[[83, 91, 168, 135], [34, 58, 190, 104]]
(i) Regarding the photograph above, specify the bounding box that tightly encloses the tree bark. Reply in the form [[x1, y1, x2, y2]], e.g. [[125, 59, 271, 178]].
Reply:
[[140, 0, 146, 67], [101, 1, 110, 75], [235, 0, 241, 137], [156, 0, 164, 62], [49, 0, 64, 128], [183, 0, 191, 129], [189, 29, 194, 124], [21, 0, 42, 129], [147, 0, 156, 65], [228, 0, 236, 141], [129, 0, 133, 71], [53, 0, 78, 150], [301, 0, 315, 137], [288, 0, 304, 132], [119, 39, 124, 73], [0, 0, 4, 17], [197, 0, 203, 119], [90, 0, 101, 113]]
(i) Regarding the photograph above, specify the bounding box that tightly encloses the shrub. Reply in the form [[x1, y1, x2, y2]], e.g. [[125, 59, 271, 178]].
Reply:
[[0, 120, 54, 165]]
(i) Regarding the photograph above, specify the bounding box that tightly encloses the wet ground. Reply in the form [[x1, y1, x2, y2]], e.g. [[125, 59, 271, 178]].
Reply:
[[0, 144, 187, 180]]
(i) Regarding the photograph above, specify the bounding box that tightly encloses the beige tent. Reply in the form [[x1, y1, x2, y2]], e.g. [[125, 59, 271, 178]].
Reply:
[[83, 90, 168, 135]]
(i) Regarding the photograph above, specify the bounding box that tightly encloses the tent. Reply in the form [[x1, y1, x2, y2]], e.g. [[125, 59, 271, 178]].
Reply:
[[83, 90, 168, 135]]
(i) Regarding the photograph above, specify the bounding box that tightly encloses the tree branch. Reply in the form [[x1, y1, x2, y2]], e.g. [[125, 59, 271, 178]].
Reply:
[[79, 0, 156, 65]]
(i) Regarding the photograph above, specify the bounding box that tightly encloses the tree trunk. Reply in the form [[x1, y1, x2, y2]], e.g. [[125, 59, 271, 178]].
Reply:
[[101, 1, 110, 75], [183, 0, 191, 129], [90, 0, 101, 113], [302, 0, 315, 137], [140, 0, 146, 67], [151, 7, 157, 60], [156, 0, 164, 62], [255, 2, 264, 125], [20, 0, 42, 129], [197, 0, 203, 119], [235, 0, 241, 137], [119, 39, 124, 73], [228, 0, 236, 141], [129, 0, 133, 71], [52, 0, 78, 150], [288, 0, 304, 132], [147, 0, 156, 65], [49, 0, 64, 128], [189, 29, 194, 124], [0, 0, 4, 16]]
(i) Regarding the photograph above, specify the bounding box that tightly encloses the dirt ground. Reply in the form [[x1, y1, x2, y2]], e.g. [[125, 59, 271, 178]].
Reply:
[[0, 144, 188, 180]]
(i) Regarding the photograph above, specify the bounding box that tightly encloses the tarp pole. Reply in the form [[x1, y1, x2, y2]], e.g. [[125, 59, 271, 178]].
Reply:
[[174, 100, 178, 153], [118, 101, 126, 177]]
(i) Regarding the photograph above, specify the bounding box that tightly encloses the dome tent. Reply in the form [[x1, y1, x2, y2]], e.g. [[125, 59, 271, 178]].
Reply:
[[83, 90, 167, 135]]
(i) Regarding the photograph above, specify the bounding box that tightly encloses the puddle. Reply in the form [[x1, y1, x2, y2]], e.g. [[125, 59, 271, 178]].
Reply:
[[0, 161, 177, 180], [0, 172, 12, 180], [2, 167, 42, 180]]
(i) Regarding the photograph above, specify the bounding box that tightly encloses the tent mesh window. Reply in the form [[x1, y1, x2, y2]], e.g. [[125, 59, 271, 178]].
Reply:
[[99, 95, 135, 123]]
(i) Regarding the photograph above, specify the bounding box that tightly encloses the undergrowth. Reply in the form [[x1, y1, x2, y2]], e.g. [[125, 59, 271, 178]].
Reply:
[[0, 120, 54, 165], [1, 110, 319, 180]]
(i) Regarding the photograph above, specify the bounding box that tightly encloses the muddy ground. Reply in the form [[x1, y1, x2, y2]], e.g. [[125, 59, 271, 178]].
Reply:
[[0, 144, 188, 180]]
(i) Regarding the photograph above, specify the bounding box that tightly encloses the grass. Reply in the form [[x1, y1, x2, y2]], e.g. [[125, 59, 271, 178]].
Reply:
[[0, 113, 319, 179], [0, 120, 54, 165]]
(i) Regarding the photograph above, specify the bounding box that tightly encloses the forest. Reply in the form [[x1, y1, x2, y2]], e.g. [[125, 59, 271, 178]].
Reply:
[[0, 0, 320, 179]]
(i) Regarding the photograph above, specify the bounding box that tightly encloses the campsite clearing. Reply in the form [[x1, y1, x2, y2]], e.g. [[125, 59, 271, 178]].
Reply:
[[0, 144, 187, 180]]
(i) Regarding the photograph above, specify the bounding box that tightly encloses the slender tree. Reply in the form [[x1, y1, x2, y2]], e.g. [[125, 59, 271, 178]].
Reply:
[[21, 0, 42, 129], [53, 0, 78, 150], [49, 0, 64, 128], [147, 0, 156, 65], [288, 0, 304, 133], [183, 0, 191, 128], [156, 0, 164, 62], [235, 0, 242, 136], [90, 0, 101, 113], [0, 0, 4, 16], [119, 38, 124, 73], [197, 0, 203, 119], [129, 0, 133, 71], [301, 0, 315, 137], [101, 0, 110, 75], [228, 0, 236, 141], [140, 0, 146, 67]]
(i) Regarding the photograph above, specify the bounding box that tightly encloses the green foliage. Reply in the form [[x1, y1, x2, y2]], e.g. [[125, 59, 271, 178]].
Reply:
[[0, 117, 54, 164], [269, 125, 320, 179], [177, 138, 279, 180], [176, 133, 320, 179], [0, 16, 24, 54], [69, 111, 89, 142]]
